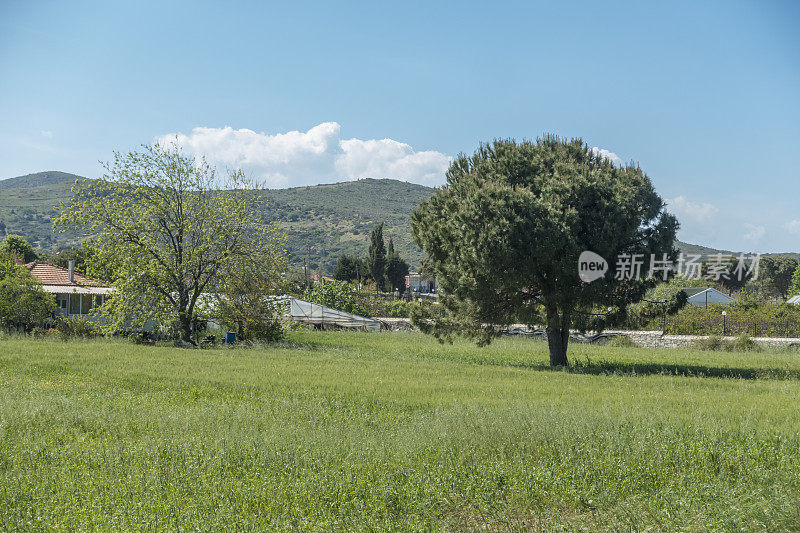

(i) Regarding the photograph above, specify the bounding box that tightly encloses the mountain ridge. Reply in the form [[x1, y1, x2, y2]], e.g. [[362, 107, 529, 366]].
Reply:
[[1, 171, 795, 270], [0, 171, 84, 190]]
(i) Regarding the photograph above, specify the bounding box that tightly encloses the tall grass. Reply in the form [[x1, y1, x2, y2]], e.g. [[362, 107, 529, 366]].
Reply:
[[1, 332, 799, 530]]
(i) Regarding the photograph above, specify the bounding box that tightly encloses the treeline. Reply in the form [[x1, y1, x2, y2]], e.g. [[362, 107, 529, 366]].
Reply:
[[0, 235, 57, 330], [332, 222, 410, 293], [616, 256, 800, 335]]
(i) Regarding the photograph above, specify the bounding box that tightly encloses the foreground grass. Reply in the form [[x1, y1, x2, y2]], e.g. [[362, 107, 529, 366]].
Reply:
[[1, 333, 799, 531]]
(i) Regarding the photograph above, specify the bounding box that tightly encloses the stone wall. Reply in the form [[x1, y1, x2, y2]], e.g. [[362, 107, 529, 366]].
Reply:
[[375, 319, 800, 349], [598, 330, 800, 349]]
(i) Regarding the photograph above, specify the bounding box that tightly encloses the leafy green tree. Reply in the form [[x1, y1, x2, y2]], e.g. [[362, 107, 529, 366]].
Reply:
[[790, 263, 800, 298], [699, 256, 753, 294], [368, 222, 387, 292], [411, 137, 677, 366], [214, 248, 288, 341], [0, 234, 37, 263], [648, 278, 692, 312], [55, 143, 285, 343], [756, 256, 798, 300], [385, 238, 409, 294], [0, 252, 56, 330], [333, 254, 361, 282], [0, 252, 19, 281], [43, 247, 89, 271], [303, 280, 369, 316]]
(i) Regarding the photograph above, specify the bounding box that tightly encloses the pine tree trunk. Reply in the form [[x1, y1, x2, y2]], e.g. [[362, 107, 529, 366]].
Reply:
[[545, 307, 570, 366]]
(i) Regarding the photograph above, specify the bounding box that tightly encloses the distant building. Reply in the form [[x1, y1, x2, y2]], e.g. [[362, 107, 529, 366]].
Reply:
[[25, 260, 113, 317], [308, 273, 335, 284], [682, 287, 735, 306], [405, 272, 437, 294]]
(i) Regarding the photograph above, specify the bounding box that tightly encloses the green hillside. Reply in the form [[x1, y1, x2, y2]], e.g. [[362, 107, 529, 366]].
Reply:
[[259, 179, 434, 271], [673, 239, 799, 260], [1, 171, 795, 272], [0, 171, 82, 190], [0, 173, 433, 271], [0, 171, 80, 247]]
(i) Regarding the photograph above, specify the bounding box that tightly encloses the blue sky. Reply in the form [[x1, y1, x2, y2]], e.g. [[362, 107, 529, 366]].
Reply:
[[1, 0, 798, 252]]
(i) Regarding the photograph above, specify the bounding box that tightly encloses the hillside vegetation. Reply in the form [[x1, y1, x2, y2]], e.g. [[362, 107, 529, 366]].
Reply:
[[0, 172, 79, 248], [0, 172, 431, 270], [1, 171, 795, 271]]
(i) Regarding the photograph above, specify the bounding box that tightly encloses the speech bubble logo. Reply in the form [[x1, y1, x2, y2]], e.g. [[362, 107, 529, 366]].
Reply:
[[578, 251, 608, 283]]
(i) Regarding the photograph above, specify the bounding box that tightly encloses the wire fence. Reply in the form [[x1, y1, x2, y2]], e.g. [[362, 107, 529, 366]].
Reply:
[[663, 318, 800, 338]]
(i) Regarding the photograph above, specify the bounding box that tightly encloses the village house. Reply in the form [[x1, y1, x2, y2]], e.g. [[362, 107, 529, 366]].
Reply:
[[25, 260, 113, 318], [405, 272, 437, 294], [682, 287, 735, 306]]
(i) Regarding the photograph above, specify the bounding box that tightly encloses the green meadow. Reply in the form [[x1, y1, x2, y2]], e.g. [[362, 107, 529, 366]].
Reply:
[[1, 332, 799, 531]]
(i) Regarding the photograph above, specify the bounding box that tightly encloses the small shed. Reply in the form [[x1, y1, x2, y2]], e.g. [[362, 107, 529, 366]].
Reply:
[[682, 287, 735, 306]]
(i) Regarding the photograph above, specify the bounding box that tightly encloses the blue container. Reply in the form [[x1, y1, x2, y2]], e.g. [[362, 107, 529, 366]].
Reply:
[[225, 332, 236, 344]]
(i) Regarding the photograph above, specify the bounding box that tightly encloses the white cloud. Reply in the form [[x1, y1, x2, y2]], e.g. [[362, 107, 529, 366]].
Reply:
[[743, 223, 766, 242], [155, 122, 452, 188], [666, 196, 719, 225], [784, 220, 800, 235], [40, 130, 53, 138], [590, 146, 622, 165]]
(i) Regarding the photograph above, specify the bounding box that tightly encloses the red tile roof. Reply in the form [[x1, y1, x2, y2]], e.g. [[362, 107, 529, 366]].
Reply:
[[25, 262, 109, 287]]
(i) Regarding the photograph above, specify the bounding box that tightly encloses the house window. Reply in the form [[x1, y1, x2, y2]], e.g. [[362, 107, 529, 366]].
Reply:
[[69, 294, 81, 315], [81, 295, 92, 314], [58, 296, 68, 310]]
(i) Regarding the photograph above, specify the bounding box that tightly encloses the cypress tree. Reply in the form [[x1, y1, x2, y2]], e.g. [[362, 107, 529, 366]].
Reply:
[[368, 223, 387, 292]]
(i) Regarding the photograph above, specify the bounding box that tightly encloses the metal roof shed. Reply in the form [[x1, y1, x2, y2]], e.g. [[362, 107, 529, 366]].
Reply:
[[284, 297, 382, 331]]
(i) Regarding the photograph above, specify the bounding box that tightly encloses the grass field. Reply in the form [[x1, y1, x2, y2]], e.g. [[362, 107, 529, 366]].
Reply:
[[1, 332, 799, 531]]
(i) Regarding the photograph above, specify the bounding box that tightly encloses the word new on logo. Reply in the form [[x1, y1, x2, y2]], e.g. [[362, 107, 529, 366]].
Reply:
[[578, 251, 608, 283]]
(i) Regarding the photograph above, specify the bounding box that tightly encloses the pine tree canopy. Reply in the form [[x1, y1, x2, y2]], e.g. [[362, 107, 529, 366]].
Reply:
[[411, 136, 678, 366]]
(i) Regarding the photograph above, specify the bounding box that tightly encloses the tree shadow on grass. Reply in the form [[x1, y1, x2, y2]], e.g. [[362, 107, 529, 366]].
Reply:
[[496, 358, 800, 381]]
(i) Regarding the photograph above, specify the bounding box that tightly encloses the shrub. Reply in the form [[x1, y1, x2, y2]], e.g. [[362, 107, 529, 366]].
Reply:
[[665, 303, 800, 337], [57, 316, 95, 338], [384, 300, 410, 318], [692, 334, 761, 352], [728, 333, 761, 352], [608, 335, 637, 348], [0, 270, 57, 331], [303, 281, 370, 317], [734, 288, 762, 310], [128, 331, 147, 344], [693, 335, 724, 351]]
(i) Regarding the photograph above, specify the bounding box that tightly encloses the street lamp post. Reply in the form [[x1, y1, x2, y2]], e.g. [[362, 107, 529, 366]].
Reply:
[[722, 310, 727, 336]]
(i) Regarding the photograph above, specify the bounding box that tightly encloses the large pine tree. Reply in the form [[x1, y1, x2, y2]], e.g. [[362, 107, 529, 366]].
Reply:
[[411, 137, 678, 366]]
